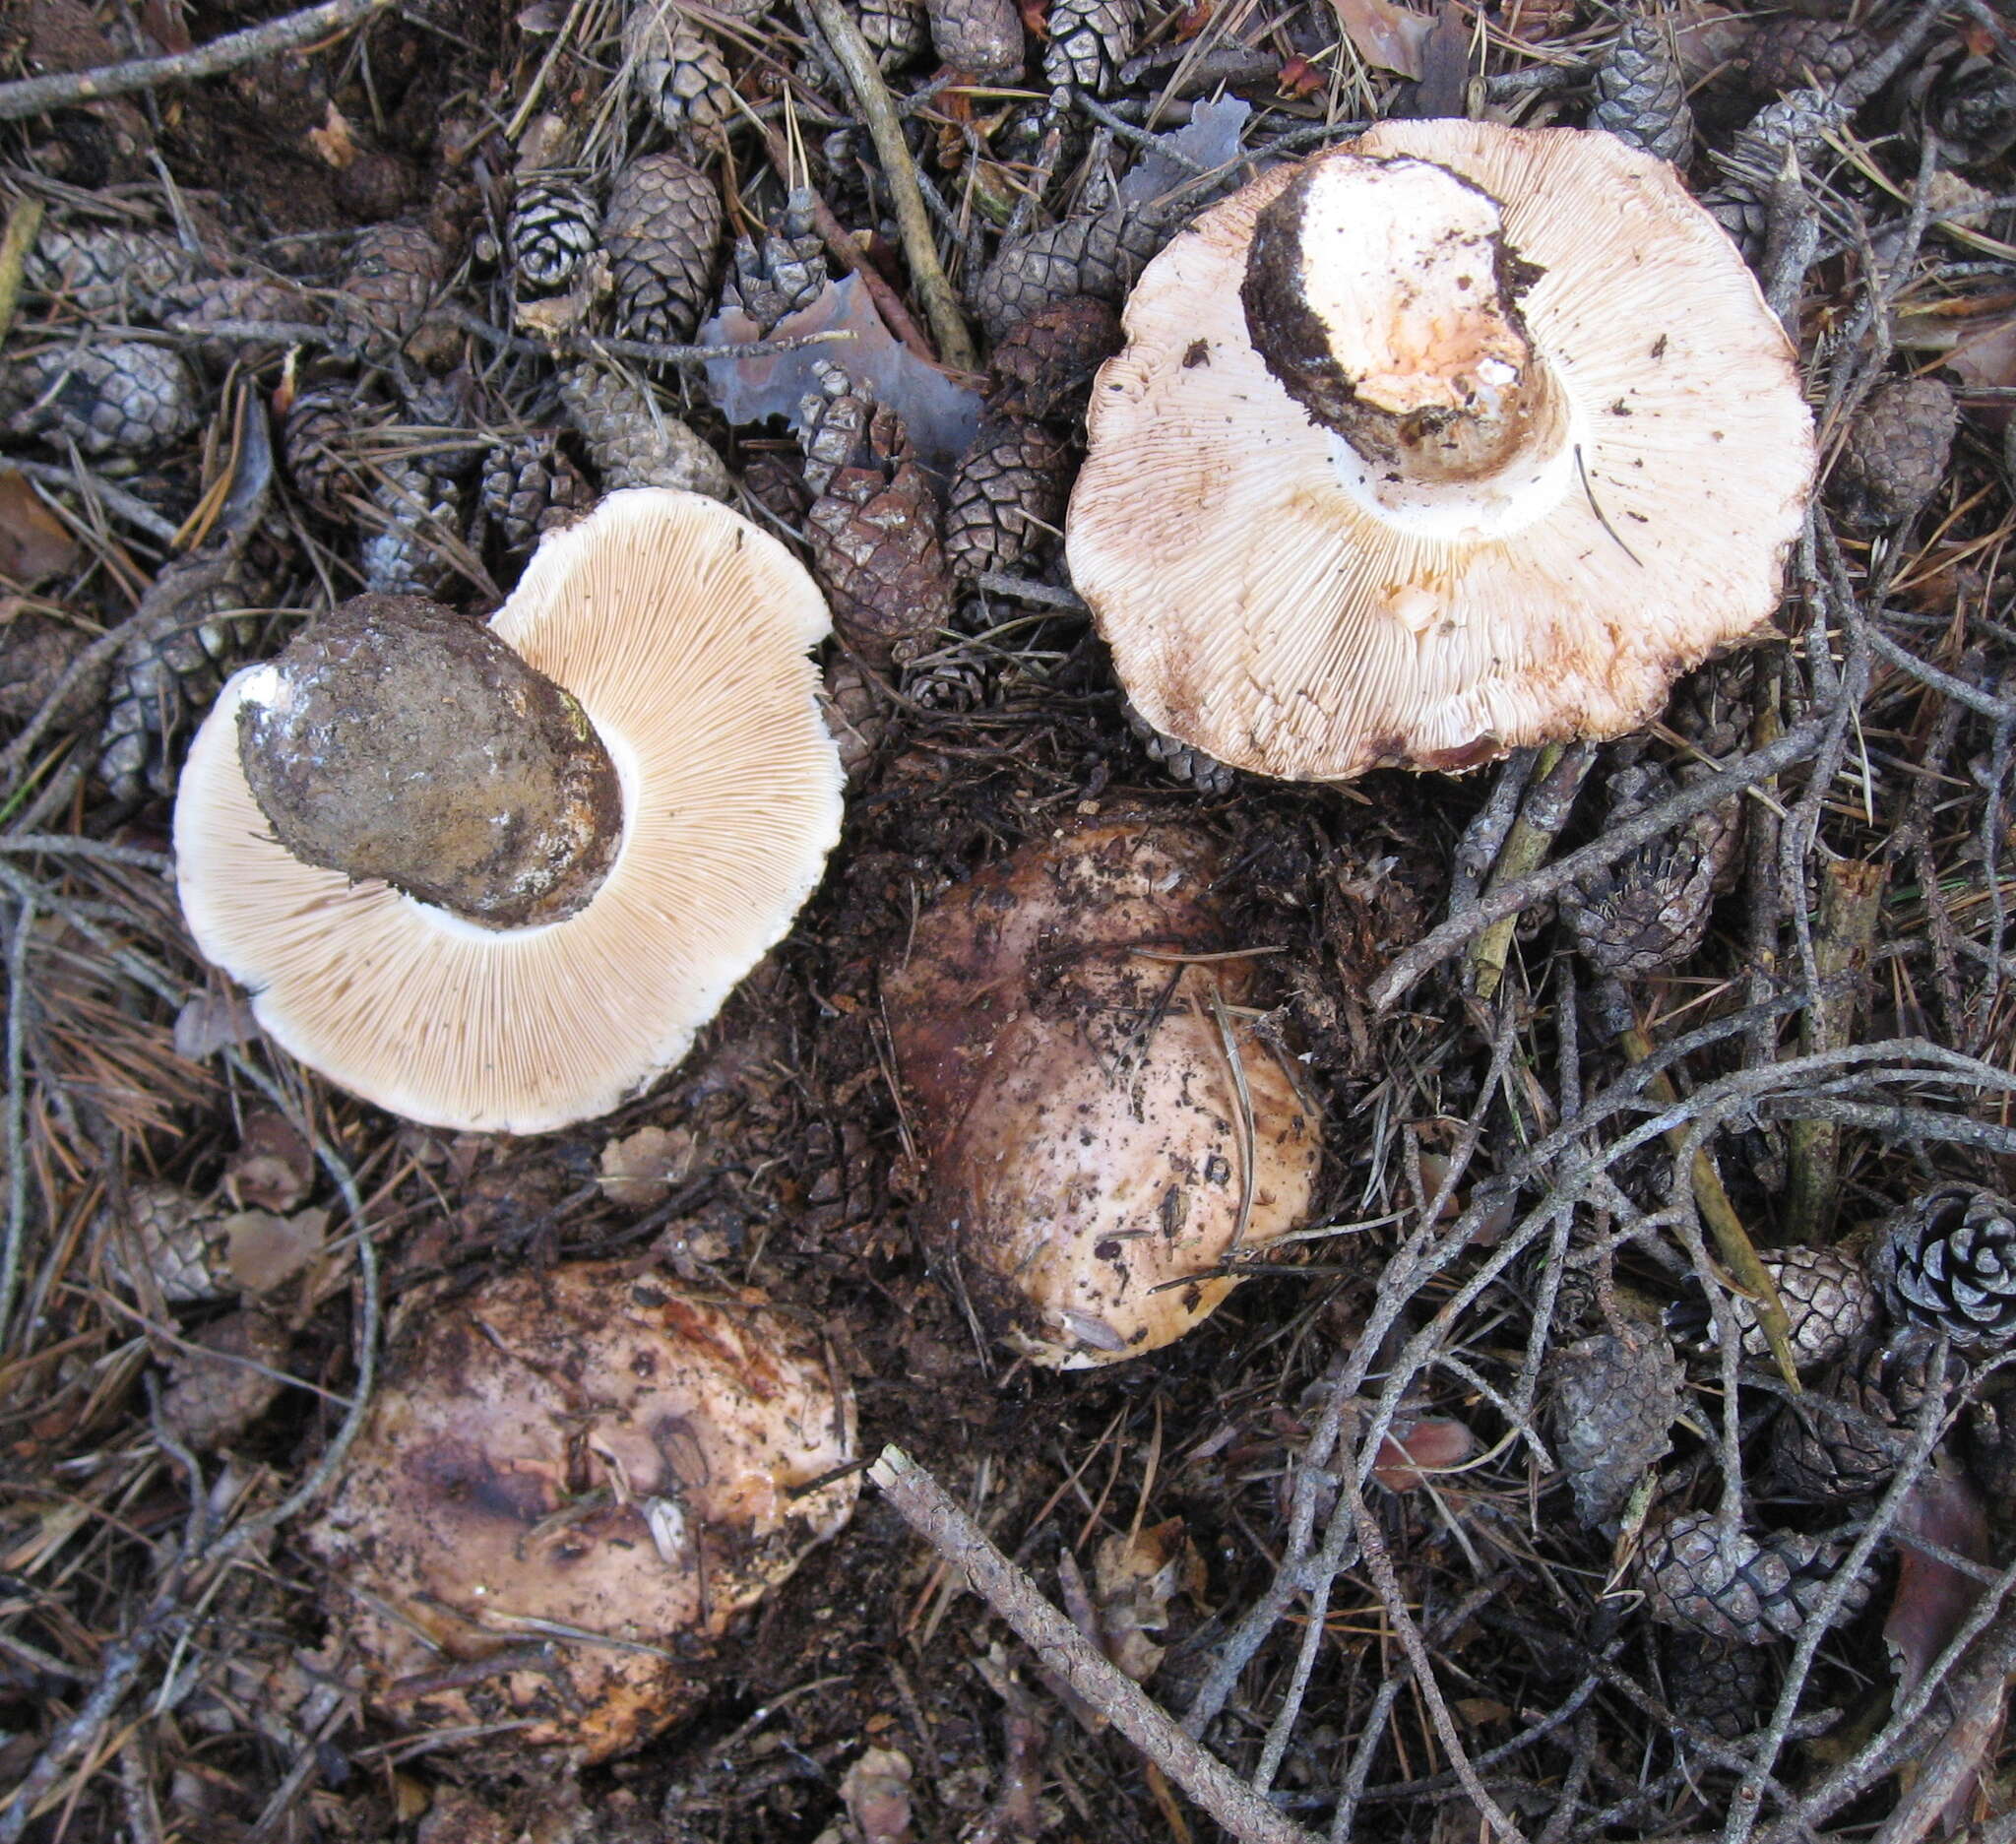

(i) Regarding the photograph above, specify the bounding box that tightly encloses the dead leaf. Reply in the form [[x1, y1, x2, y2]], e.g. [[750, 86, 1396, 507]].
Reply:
[[598, 1124, 698, 1208], [172, 989, 259, 1061], [226, 1110, 314, 1213], [1403, 0, 1472, 118], [1092, 1518, 1206, 1684], [225, 1207, 328, 1296], [839, 1748, 914, 1844], [1886, 1464, 1992, 1702], [1327, 0, 1430, 79], [1942, 317, 2016, 392], [0, 469, 80, 586], [307, 100, 359, 169]]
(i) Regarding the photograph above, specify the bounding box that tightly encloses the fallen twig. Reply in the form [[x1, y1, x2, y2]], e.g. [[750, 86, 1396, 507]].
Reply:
[[0, 197, 45, 347], [868, 1444, 1322, 1844]]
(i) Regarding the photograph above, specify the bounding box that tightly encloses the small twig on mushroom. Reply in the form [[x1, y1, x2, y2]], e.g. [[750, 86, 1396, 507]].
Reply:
[[868, 1445, 1323, 1844], [0, 0, 393, 122], [796, 0, 977, 371]]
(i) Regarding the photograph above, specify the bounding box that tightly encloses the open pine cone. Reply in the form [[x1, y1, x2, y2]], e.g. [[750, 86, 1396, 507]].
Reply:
[[1872, 1183, 2016, 1349], [1637, 1506, 1870, 1645]]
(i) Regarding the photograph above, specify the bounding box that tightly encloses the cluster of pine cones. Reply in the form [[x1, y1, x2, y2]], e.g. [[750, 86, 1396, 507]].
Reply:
[[1542, 1181, 2016, 1739]]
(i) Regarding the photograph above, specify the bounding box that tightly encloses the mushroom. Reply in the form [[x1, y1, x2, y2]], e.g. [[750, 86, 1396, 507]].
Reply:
[[304, 1263, 858, 1762], [886, 819, 1323, 1367], [174, 488, 843, 1134], [1066, 122, 1816, 783]]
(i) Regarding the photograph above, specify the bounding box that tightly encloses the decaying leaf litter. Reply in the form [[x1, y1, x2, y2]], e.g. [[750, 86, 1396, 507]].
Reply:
[[1, 0, 2014, 1832]]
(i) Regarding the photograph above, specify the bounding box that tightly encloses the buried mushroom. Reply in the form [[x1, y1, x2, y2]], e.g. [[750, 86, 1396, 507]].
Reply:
[[1067, 122, 1816, 783], [886, 819, 1323, 1367], [173, 489, 843, 1134], [305, 1263, 857, 1762]]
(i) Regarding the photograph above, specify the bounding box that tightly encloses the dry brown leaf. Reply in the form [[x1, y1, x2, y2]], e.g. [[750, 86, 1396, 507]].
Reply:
[[1327, 0, 1430, 78], [1942, 317, 2016, 392], [599, 1123, 698, 1208], [307, 99, 359, 169], [225, 1206, 328, 1296], [1092, 1517, 1206, 1684], [0, 469, 80, 586], [226, 1109, 315, 1213], [1886, 1464, 1991, 1701]]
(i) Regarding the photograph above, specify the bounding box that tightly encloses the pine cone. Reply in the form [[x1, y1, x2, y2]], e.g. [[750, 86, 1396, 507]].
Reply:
[[360, 456, 463, 597], [1831, 377, 1956, 530], [976, 204, 1166, 339], [905, 651, 988, 711], [337, 221, 447, 350], [1934, 62, 2016, 167], [7, 341, 201, 456], [1545, 1325, 1682, 1528], [1124, 697, 1233, 795], [97, 558, 260, 802], [798, 363, 954, 666], [723, 188, 827, 333], [821, 654, 888, 782], [1563, 740, 1742, 978], [158, 275, 319, 366], [160, 1307, 291, 1451], [98, 1182, 230, 1303], [1043, 0, 1142, 94], [1703, 86, 1845, 256], [1873, 1183, 2016, 1350], [1637, 1506, 1871, 1644], [1590, 12, 1693, 166], [283, 387, 367, 517], [624, 6, 733, 138], [558, 364, 731, 499], [927, 0, 1022, 76], [943, 417, 1069, 579], [1666, 1632, 1771, 1744], [1673, 1243, 1878, 1372], [1768, 1333, 1955, 1501], [987, 294, 1122, 422], [0, 611, 99, 729], [480, 432, 594, 552], [603, 152, 722, 345], [509, 175, 600, 296], [856, 0, 928, 67], [26, 220, 196, 308], [1731, 16, 1873, 96]]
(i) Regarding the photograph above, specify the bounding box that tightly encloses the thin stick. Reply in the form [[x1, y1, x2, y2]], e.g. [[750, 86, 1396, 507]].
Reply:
[[0, 197, 45, 346], [868, 1445, 1322, 1844], [1469, 740, 1595, 999], [0, 0, 393, 121], [799, 0, 977, 371]]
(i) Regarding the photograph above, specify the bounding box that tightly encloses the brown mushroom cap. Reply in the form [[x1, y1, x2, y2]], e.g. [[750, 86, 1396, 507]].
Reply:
[[1067, 122, 1816, 782], [305, 1264, 858, 1762], [174, 489, 843, 1134]]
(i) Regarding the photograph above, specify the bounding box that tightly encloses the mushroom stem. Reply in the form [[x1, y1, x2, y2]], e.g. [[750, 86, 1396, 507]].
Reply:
[[236, 594, 622, 929], [1241, 153, 1570, 510]]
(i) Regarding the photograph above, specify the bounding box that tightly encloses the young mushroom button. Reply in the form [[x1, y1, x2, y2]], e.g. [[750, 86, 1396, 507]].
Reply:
[[174, 489, 844, 1135], [1066, 121, 1818, 784]]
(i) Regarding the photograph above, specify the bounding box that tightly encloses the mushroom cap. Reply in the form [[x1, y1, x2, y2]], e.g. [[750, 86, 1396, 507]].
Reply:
[[305, 1264, 858, 1761], [1066, 122, 1816, 782], [174, 489, 843, 1134]]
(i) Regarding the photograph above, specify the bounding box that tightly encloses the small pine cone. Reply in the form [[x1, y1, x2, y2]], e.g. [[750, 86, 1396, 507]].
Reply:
[[559, 364, 731, 499], [799, 364, 955, 667], [8, 342, 201, 456], [821, 653, 887, 782], [1042, 0, 1142, 94], [1935, 62, 2016, 167], [480, 432, 594, 552], [158, 276, 318, 366], [1637, 1507, 1871, 1645], [283, 387, 364, 517], [1873, 1183, 2016, 1350], [338, 222, 447, 349], [360, 457, 463, 597], [26, 220, 196, 308], [160, 1307, 291, 1450], [926, 0, 1022, 76], [1676, 1244, 1878, 1372], [603, 153, 722, 345], [1768, 1334, 1955, 1501], [0, 611, 100, 729], [1590, 13, 1693, 166], [723, 188, 827, 334], [1562, 757, 1741, 977], [1124, 697, 1233, 795], [1665, 1632, 1771, 1744], [99, 1183, 230, 1303], [624, 6, 733, 139], [97, 559, 258, 802], [943, 417, 1069, 579], [976, 204, 1166, 339], [1703, 86, 1845, 255], [1545, 1326, 1682, 1528], [987, 294, 1122, 422], [856, 0, 928, 68], [1831, 377, 1956, 530], [509, 176, 600, 296], [743, 450, 813, 528], [904, 651, 987, 711], [1731, 17, 1873, 96]]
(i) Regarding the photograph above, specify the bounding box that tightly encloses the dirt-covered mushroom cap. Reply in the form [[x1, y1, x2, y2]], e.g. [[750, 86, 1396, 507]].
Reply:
[[305, 1263, 858, 1762], [1067, 121, 1816, 782], [173, 489, 843, 1134], [887, 819, 1323, 1367]]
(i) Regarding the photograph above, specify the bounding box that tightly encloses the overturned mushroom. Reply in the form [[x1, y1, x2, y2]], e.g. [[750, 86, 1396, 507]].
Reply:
[[1067, 122, 1816, 782], [886, 819, 1322, 1367], [305, 1264, 857, 1762], [174, 489, 843, 1134]]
